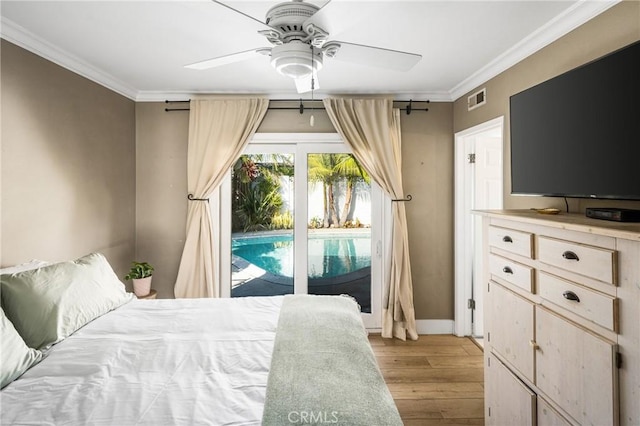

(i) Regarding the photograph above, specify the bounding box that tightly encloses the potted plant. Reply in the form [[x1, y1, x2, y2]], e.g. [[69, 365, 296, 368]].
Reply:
[[124, 261, 154, 297]]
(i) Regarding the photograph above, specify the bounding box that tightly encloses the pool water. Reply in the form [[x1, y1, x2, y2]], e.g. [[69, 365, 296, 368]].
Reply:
[[232, 232, 371, 278]]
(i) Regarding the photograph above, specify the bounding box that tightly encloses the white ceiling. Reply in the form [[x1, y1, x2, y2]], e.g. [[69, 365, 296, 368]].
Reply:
[[0, 0, 619, 102]]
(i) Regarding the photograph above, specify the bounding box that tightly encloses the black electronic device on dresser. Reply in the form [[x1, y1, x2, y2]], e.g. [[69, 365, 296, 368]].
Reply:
[[509, 40, 640, 205], [586, 207, 640, 223]]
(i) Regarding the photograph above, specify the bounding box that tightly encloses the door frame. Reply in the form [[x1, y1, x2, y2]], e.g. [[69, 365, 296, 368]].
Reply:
[[454, 116, 504, 337], [220, 132, 386, 330]]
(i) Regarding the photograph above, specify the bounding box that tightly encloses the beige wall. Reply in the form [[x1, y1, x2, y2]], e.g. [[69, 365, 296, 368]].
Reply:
[[135, 102, 455, 319], [401, 103, 454, 319], [0, 40, 136, 280], [134, 103, 189, 299], [453, 0, 640, 213]]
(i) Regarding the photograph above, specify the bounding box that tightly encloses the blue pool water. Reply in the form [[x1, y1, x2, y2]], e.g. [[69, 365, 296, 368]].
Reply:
[[232, 232, 371, 278]]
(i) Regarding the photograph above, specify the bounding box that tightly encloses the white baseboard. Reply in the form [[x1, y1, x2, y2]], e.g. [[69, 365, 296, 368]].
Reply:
[[416, 319, 455, 335], [365, 320, 455, 336]]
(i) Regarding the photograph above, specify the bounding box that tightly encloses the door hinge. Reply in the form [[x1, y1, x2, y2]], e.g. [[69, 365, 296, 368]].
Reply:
[[468, 153, 476, 164], [468, 298, 476, 310], [616, 352, 623, 369]]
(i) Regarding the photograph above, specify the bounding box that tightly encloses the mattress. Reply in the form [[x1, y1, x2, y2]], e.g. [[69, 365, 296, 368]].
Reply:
[[1, 296, 283, 426]]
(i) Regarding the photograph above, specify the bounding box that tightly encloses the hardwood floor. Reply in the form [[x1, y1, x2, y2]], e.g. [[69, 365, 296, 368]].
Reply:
[[369, 334, 485, 426]]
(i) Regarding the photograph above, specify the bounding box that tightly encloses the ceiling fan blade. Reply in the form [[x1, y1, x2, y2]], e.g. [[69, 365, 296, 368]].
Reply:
[[295, 73, 320, 94], [185, 48, 268, 70], [324, 41, 421, 71], [211, 0, 272, 31]]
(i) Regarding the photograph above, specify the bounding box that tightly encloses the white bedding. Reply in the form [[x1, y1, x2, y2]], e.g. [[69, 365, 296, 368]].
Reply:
[[0, 296, 283, 426]]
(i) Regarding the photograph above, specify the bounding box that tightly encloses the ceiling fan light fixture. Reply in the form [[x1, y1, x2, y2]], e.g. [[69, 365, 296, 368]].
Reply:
[[271, 42, 323, 79]]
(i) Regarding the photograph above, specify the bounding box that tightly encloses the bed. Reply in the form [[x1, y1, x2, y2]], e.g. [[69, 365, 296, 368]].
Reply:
[[0, 253, 402, 425]]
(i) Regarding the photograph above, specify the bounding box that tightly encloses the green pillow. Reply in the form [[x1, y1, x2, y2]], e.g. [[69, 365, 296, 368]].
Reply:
[[1, 307, 42, 388], [1, 253, 134, 349]]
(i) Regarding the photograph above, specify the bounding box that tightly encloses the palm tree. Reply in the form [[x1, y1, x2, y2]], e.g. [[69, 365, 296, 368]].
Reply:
[[308, 154, 341, 227], [308, 154, 369, 228], [232, 154, 293, 232], [334, 154, 370, 227]]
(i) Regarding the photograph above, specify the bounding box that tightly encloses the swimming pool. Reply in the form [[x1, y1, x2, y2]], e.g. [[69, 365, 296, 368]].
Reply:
[[232, 231, 371, 278]]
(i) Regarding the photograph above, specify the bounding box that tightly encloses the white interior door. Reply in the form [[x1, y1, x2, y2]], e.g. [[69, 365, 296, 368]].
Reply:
[[454, 117, 503, 337], [471, 134, 503, 336]]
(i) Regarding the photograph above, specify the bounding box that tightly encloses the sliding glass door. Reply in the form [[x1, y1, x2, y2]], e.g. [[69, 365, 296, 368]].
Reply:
[[221, 134, 385, 328]]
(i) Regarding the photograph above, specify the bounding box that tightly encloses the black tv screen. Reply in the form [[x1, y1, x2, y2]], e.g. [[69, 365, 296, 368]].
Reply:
[[510, 40, 640, 200]]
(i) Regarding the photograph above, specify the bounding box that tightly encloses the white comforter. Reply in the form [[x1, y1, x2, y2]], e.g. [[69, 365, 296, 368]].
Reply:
[[1, 296, 283, 426]]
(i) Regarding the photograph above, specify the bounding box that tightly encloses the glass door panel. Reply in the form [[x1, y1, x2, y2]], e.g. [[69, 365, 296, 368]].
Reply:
[[231, 153, 295, 297], [306, 153, 372, 313]]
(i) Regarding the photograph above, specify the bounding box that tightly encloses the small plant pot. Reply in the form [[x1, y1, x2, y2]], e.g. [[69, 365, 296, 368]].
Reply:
[[132, 276, 152, 297]]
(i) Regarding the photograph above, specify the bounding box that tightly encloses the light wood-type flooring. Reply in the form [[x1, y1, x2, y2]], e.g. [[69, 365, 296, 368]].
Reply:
[[369, 334, 485, 426]]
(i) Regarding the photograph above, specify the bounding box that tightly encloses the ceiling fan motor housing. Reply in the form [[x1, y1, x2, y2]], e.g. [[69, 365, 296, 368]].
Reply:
[[266, 0, 319, 43], [271, 41, 323, 79]]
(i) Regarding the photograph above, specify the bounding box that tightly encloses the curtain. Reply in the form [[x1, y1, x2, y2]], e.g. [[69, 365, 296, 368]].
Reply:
[[323, 97, 417, 340], [174, 98, 269, 298]]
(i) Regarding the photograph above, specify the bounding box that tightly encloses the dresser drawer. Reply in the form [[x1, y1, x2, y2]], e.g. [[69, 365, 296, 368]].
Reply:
[[488, 225, 533, 258], [537, 236, 617, 284], [489, 254, 534, 293], [539, 271, 618, 332]]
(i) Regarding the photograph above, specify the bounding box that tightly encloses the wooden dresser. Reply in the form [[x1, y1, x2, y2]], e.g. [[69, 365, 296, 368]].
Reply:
[[476, 210, 640, 426]]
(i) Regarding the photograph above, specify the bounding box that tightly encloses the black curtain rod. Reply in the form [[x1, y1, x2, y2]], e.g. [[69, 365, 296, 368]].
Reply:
[[164, 99, 430, 115]]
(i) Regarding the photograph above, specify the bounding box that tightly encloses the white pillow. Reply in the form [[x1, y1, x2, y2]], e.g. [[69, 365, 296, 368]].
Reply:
[[1, 253, 134, 350], [0, 259, 49, 275], [1, 307, 43, 388]]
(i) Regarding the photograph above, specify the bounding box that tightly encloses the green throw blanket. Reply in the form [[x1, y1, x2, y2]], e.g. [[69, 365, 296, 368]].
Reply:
[[262, 295, 403, 425]]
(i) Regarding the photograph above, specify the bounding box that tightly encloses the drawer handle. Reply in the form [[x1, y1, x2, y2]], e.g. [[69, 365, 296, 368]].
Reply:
[[562, 250, 580, 261], [562, 291, 581, 302], [502, 266, 513, 274], [502, 235, 513, 243]]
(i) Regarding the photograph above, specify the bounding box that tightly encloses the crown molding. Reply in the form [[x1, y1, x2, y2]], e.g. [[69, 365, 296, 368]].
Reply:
[[448, 0, 620, 101], [1, 17, 138, 100], [135, 90, 452, 103]]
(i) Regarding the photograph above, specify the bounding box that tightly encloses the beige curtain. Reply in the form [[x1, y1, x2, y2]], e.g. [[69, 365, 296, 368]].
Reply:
[[324, 97, 417, 340], [174, 98, 269, 298]]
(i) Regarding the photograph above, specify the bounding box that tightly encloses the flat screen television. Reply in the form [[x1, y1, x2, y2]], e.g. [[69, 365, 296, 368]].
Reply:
[[510, 40, 640, 200]]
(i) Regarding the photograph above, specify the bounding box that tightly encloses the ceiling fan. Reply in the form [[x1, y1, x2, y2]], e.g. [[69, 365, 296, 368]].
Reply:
[[185, 0, 422, 93]]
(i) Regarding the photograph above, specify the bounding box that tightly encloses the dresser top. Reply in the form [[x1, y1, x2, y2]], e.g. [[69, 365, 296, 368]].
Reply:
[[475, 209, 640, 241]]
